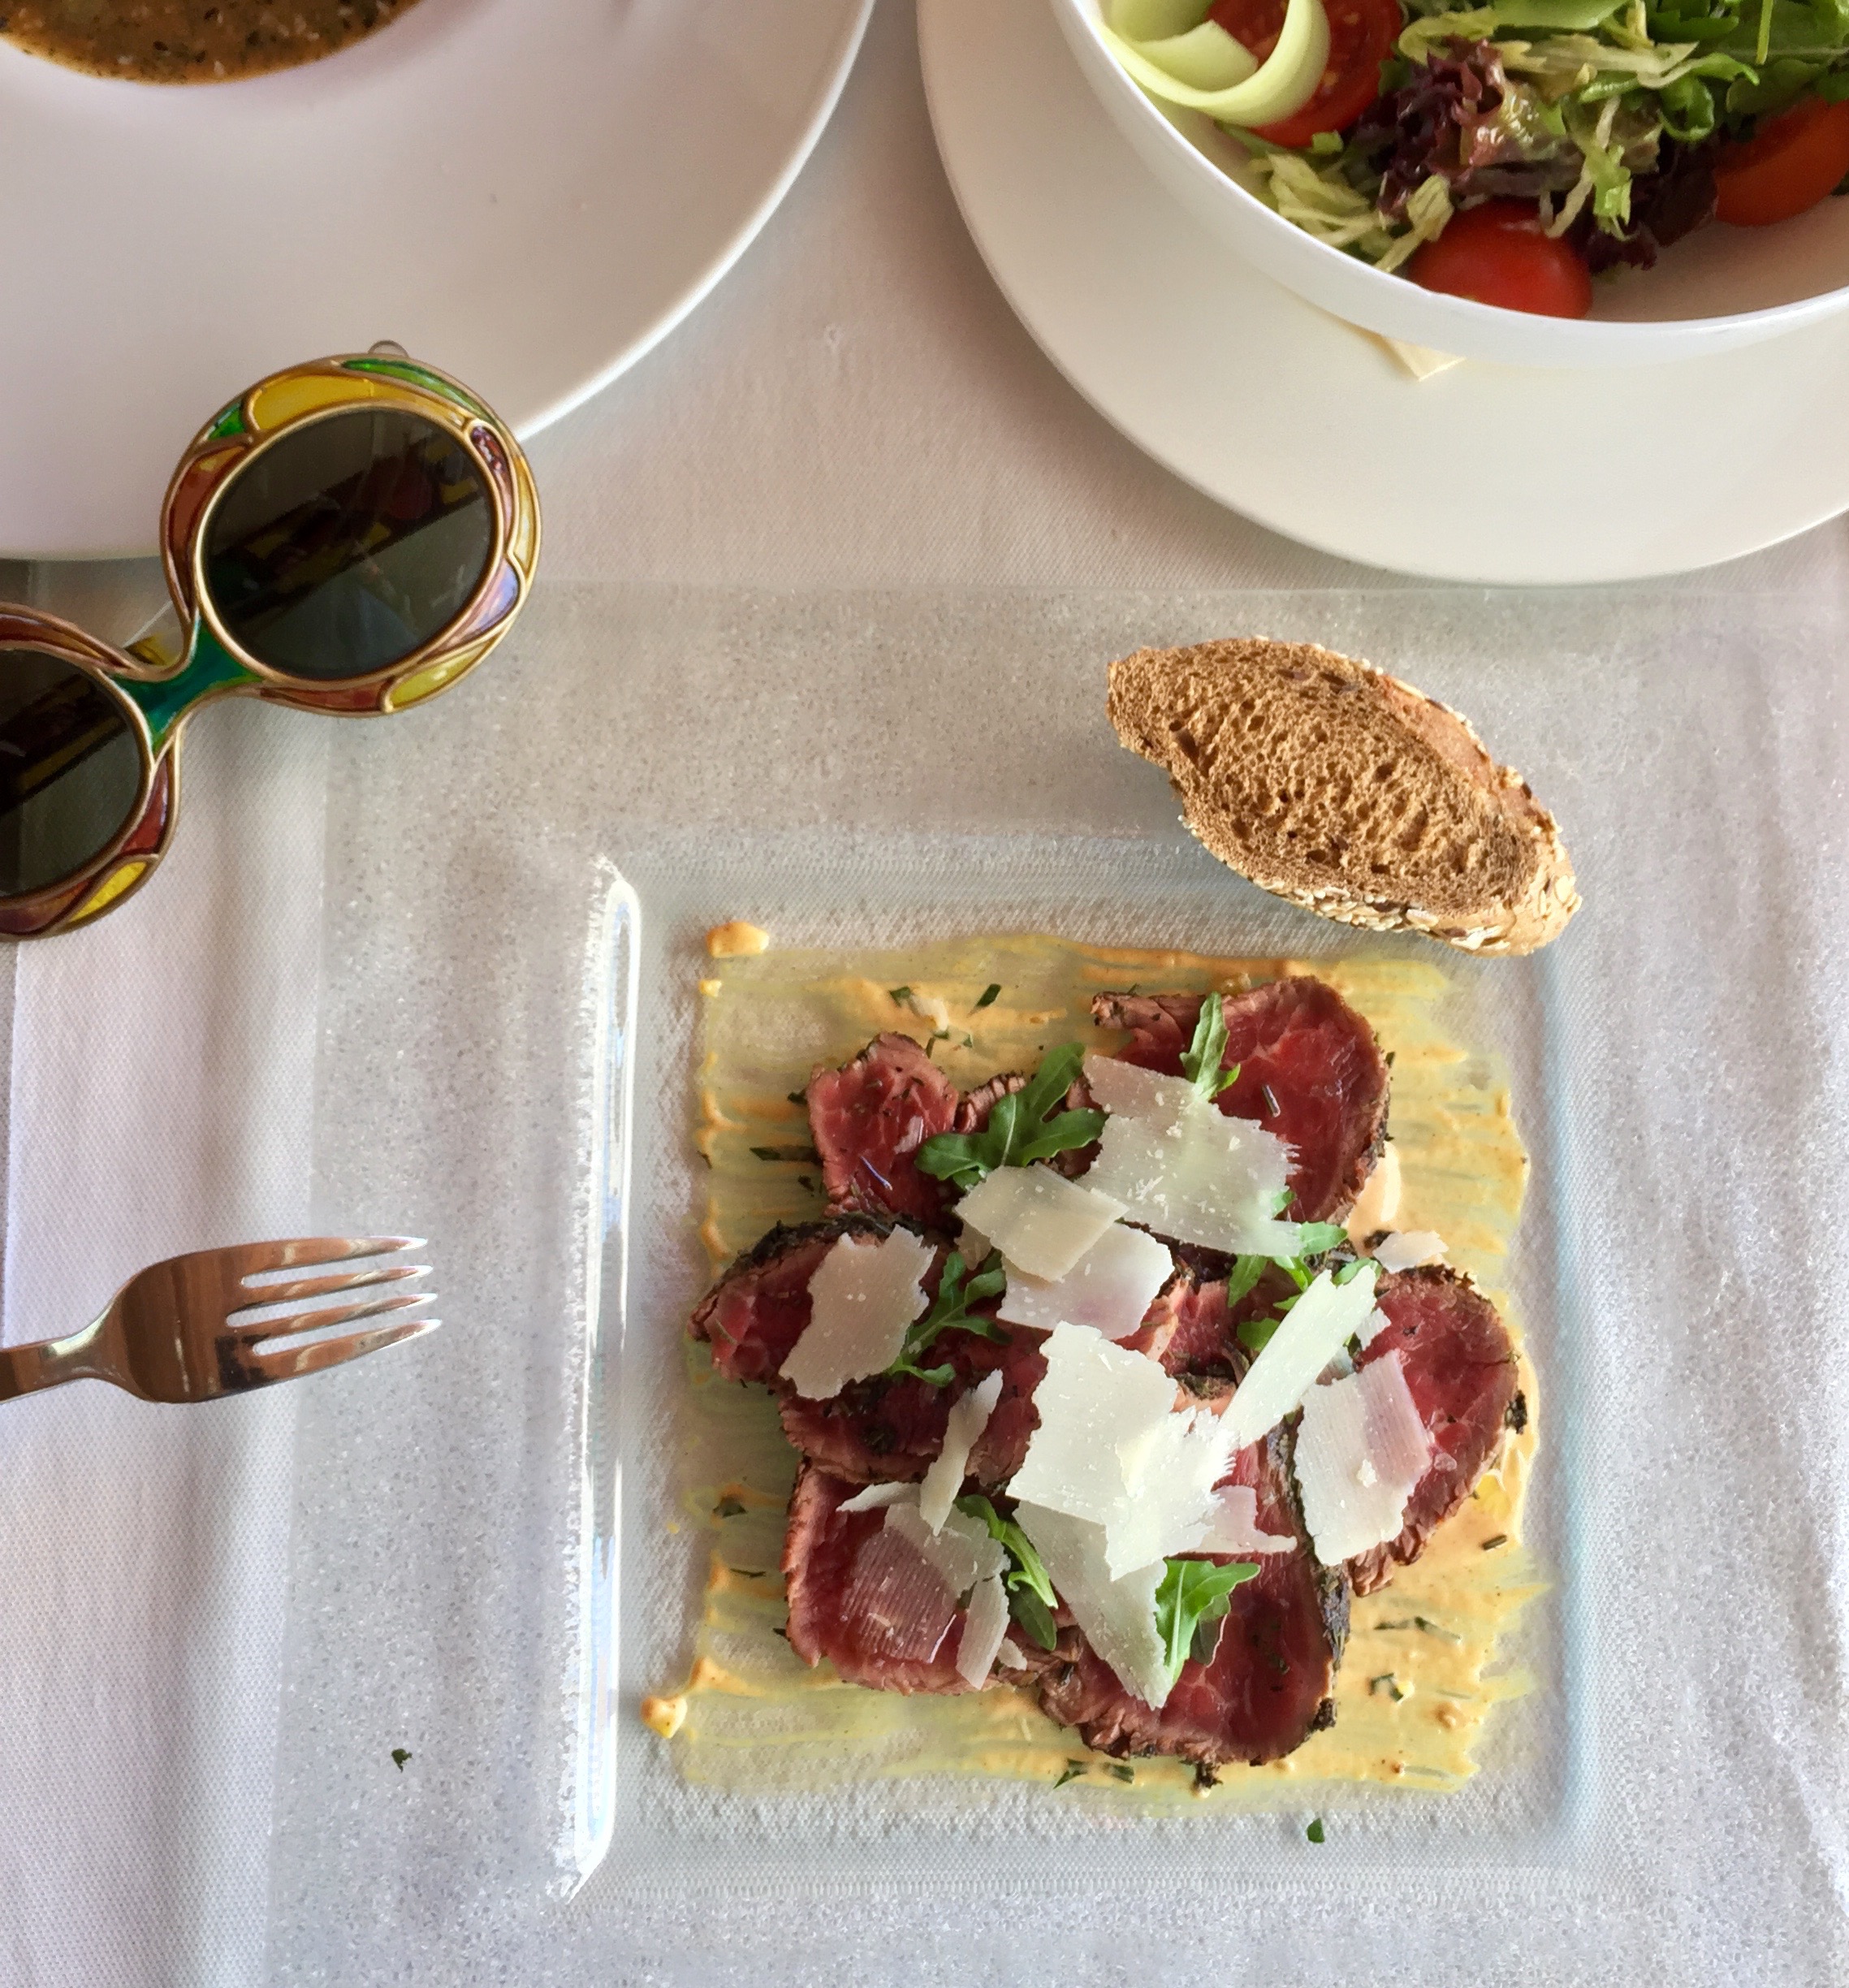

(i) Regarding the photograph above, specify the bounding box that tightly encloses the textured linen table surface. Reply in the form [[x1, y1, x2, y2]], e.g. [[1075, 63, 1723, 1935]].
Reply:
[[3, 3, 1847, 1985]]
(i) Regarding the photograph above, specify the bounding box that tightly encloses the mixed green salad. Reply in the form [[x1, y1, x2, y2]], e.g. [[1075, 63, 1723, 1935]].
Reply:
[[1098, 0, 1849, 313]]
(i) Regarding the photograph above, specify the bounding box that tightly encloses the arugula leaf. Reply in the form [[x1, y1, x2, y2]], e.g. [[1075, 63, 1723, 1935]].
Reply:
[[957, 1492, 1060, 1651], [916, 1043, 1106, 1189], [1295, 1222, 1349, 1258], [1179, 996, 1240, 1100], [1237, 1313, 1281, 1355], [1154, 1557, 1259, 1685], [1225, 1253, 1272, 1306], [883, 1251, 1007, 1385]]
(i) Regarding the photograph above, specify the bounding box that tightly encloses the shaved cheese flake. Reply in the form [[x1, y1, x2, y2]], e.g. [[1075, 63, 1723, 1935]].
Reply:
[[995, 1636, 1028, 1670], [1005, 1322, 1178, 1528], [780, 1227, 935, 1401], [918, 1370, 1004, 1532], [837, 1480, 917, 1515], [1082, 1052, 1299, 1256], [955, 1165, 1125, 1281], [1221, 1264, 1380, 1451], [956, 1573, 1011, 1687], [841, 1526, 958, 1664], [1372, 1229, 1448, 1273], [885, 1500, 1005, 1598], [1293, 1350, 1431, 1563], [996, 1221, 1173, 1339], [1015, 1502, 1172, 1709], [1197, 1483, 1296, 1556], [1104, 1402, 1239, 1577]]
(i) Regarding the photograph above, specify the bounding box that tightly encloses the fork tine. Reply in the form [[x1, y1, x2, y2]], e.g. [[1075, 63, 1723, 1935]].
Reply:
[[215, 1235, 426, 1279], [231, 1262, 430, 1311], [244, 1314, 440, 1384], [223, 1290, 434, 1345]]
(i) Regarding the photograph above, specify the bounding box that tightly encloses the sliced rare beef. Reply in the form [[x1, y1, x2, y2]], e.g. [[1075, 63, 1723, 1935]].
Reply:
[[689, 1213, 900, 1386], [781, 1463, 983, 1694], [806, 1033, 962, 1224], [1091, 979, 1390, 1221], [1141, 1266, 1311, 1378], [1346, 1265, 1519, 1595], [779, 1322, 1047, 1485], [1031, 1420, 1349, 1774]]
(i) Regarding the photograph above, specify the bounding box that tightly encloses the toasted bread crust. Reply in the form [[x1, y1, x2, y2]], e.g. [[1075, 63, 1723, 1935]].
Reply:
[[1108, 638, 1579, 956]]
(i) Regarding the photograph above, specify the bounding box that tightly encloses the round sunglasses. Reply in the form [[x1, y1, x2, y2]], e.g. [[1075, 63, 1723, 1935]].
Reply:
[[0, 350, 540, 939]]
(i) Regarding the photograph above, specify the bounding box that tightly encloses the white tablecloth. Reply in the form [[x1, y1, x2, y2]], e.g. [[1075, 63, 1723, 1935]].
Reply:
[[4, 2, 1847, 1982]]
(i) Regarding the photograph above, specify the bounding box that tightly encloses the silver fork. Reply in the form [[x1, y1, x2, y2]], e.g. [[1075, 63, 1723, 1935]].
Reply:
[[0, 1236, 437, 1405]]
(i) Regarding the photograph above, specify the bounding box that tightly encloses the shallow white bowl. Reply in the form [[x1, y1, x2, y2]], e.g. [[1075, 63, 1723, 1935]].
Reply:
[[1052, 0, 1849, 366]]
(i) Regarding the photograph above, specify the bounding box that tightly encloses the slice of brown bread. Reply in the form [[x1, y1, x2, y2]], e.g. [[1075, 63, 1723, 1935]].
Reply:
[[1108, 637, 1579, 956]]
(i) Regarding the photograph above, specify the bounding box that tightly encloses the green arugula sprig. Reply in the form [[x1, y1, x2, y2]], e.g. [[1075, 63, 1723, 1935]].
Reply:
[[1155, 1557, 1259, 1684], [882, 1250, 1007, 1386], [957, 1493, 1061, 1651], [1180, 996, 1241, 1100], [1228, 1227, 1353, 1355], [915, 1043, 1106, 1191]]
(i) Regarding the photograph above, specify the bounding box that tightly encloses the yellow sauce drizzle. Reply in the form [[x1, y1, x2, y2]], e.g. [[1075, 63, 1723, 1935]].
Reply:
[[659, 934, 1539, 1805]]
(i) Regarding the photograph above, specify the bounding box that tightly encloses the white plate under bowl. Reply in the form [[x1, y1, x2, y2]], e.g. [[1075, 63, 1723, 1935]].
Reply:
[[0, 0, 872, 560], [918, 0, 1849, 583], [1052, 0, 1849, 370]]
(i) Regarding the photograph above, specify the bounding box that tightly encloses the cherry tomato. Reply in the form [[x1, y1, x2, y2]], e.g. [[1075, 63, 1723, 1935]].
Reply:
[[1407, 200, 1592, 317], [1714, 95, 1849, 227], [1210, 0, 1402, 147]]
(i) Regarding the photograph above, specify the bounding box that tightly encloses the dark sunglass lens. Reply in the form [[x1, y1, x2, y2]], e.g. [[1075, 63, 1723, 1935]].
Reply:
[[203, 408, 495, 681], [0, 649, 143, 897]]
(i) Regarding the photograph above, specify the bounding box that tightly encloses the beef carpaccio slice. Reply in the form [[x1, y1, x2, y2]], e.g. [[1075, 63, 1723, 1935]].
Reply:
[[781, 1463, 983, 1694], [806, 1033, 1027, 1225], [1091, 979, 1389, 1221], [1031, 1424, 1349, 1774], [779, 1322, 1048, 1485], [1346, 1265, 1519, 1595], [688, 1213, 903, 1386]]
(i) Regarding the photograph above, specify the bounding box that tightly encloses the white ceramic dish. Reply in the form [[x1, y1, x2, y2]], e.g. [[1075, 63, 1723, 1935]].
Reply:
[[920, 0, 1849, 581], [1052, 0, 1849, 369], [0, 0, 872, 560]]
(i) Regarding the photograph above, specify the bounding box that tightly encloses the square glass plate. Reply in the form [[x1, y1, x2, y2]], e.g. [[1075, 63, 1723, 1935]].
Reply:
[[261, 584, 1846, 1985]]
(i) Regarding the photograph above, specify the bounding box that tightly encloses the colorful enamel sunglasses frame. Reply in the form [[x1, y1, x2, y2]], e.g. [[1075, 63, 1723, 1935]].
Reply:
[[0, 352, 539, 939]]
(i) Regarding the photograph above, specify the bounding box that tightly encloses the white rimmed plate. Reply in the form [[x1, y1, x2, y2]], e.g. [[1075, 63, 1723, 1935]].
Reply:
[[0, 0, 872, 560], [918, 0, 1849, 584]]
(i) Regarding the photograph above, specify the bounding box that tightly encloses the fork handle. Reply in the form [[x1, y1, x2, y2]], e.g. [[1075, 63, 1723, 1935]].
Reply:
[[0, 1320, 109, 1402]]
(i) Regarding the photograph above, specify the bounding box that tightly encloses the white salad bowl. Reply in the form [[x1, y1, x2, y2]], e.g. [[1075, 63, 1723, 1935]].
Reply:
[[1052, 0, 1849, 366]]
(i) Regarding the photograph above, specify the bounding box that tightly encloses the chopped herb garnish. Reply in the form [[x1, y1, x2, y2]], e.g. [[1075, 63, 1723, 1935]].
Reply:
[[1368, 1672, 1407, 1702], [1106, 1763, 1135, 1784], [883, 1251, 1007, 1385], [1154, 1557, 1259, 1685], [1053, 1761, 1087, 1788], [1179, 996, 1239, 1100], [975, 983, 1001, 1009], [888, 986, 914, 1005], [1306, 1816, 1325, 1843], [714, 1496, 745, 1519], [391, 1748, 412, 1771], [750, 1143, 821, 1164], [958, 1492, 1059, 1651], [786, 1089, 808, 1107], [1480, 1533, 1509, 1551], [916, 1043, 1105, 1190], [1414, 1614, 1463, 1643], [1259, 1083, 1281, 1118]]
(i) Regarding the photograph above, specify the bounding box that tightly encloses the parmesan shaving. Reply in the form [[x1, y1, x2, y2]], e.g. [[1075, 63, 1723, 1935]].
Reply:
[[996, 1221, 1173, 1339], [954, 1165, 1126, 1281], [1081, 1052, 1301, 1257], [956, 1573, 1011, 1687], [1197, 1483, 1295, 1556], [1293, 1350, 1431, 1563], [779, 1228, 935, 1401], [836, 1481, 915, 1515], [1013, 1502, 1171, 1709], [1221, 1264, 1380, 1451], [884, 1500, 1006, 1597], [1372, 1229, 1448, 1273], [995, 1636, 1027, 1670], [918, 1370, 1004, 1532]]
